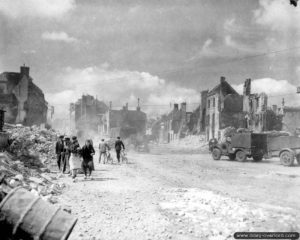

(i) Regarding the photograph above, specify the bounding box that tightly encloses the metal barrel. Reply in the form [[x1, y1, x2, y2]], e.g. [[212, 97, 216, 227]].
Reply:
[[0, 187, 77, 240]]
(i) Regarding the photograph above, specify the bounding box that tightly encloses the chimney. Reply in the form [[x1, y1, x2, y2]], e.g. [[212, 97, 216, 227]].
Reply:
[[109, 101, 112, 110], [243, 78, 251, 96], [201, 90, 208, 107], [20, 64, 30, 77], [180, 102, 187, 113], [220, 76, 226, 83], [282, 98, 285, 108], [174, 103, 179, 111], [137, 98, 141, 111]]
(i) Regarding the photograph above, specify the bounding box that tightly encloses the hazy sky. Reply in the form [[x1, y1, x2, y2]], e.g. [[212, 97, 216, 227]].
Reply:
[[1, 0, 300, 117]]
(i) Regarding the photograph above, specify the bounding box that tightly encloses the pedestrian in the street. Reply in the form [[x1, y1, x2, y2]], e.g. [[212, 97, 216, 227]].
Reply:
[[99, 139, 110, 164], [81, 139, 95, 179], [115, 136, 125, 163], [69, 136, 82, 182], [55, 135, 65, 172], [89, 139, 95, 171], [62, 137, 72, 174]]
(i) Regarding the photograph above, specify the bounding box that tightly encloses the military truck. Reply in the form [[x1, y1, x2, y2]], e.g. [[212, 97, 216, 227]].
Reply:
[[209, 132, 300, 166]]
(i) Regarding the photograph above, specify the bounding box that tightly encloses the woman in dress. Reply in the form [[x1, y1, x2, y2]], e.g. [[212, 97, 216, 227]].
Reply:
[[81, 139, 95, 179], [69, 136, 82, 182]]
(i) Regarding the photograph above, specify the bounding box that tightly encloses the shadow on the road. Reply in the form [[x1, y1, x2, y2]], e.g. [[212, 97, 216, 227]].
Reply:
[[77, 177, 118, 182], [218, 158, 275, 164], [218, 158, 300, 167]]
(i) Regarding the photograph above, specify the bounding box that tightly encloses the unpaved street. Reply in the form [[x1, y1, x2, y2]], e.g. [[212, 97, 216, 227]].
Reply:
[[55, 147, 300, 240]]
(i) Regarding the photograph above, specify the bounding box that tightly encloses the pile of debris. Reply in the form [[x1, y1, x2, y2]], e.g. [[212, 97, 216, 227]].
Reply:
[[169, 135, 207, 152], [0, 124, 65, 204], [0, 152, 65, 204], [5, 123, 57, 165]]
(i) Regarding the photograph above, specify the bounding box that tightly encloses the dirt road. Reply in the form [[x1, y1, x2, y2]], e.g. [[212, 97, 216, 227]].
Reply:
[[56, 148, 300, 240]]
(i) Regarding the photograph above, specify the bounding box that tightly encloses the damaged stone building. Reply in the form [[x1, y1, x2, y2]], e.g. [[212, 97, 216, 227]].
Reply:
[[243, 79, 268, 132], [0, 65, 48, 126], [204, 76, 244, 140], [276, 99, 300, 135], [99, 101, 147, 139], [73, 95, 108, 137], [151, 102, 192, 143]]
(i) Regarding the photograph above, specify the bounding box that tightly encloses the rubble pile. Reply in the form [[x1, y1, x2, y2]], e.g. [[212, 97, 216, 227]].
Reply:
[[5, 124, 57, 165], [0, 152, 65, 204], [0, 124, 65, 204], [169, 135, 207, 151]]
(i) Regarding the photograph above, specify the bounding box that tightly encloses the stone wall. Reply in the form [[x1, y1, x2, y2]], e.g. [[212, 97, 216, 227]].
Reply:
[[24, 81, 47, 126]]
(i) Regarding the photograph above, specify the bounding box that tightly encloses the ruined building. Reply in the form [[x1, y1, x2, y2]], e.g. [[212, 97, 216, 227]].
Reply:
[[151, 102, 192, 143], [73, 95, 108, 137], [276, 99, 300, 134], [243, 79, 268, 132], [99, 100, 147, 139], [205, 76, 243, 140], [0, 65, 48, 125], [198, 90, 208, 133]]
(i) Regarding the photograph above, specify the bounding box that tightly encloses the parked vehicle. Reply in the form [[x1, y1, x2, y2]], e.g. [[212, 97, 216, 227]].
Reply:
[[209, 132, 267, 162], [209, 132, 300, 166], [267, 135, 300, 166]]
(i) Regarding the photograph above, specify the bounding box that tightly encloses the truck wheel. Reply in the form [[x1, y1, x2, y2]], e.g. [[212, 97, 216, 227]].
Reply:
[[297, 155, 300, 165], [212, 148, 221, 160], [280, 151, 294, 166], [228, 153, 235, 161], [236, 150, 246, 162], [253, 155, 263, 162]]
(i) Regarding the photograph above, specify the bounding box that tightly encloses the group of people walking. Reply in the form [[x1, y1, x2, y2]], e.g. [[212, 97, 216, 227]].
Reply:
[[55, 136, 125, 182]]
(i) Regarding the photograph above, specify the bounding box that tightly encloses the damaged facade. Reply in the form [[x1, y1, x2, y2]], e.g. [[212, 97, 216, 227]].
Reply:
[[243, 79, 268, 132], [151, 102, 193, 143], [276, 99, 300, 135], [205, 77, 243, 140], [73, 95, 108, 137], [99, 101, 147, 139], [0, 65, 48, 126]]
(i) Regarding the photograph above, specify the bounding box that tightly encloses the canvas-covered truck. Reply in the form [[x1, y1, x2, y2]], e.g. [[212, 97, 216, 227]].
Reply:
[[209, 132, 300, 166]]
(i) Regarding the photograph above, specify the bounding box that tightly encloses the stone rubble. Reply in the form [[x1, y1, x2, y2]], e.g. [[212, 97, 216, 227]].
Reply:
[[0, 124, 66, 205]]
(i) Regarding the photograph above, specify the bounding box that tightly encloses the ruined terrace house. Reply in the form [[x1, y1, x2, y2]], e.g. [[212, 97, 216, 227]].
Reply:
[[73, 95, 108, 137], [101, 101, 147, 139], [205, 76, 243, 140], [0, 65, 48, 125], [151, 102, 192, 143], [243, 78, 268, 132], [277, 99, 300, 135]]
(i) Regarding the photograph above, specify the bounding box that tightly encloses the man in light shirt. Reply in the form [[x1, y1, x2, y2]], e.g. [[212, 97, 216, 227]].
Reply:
[[98, 139, 110, 164]]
